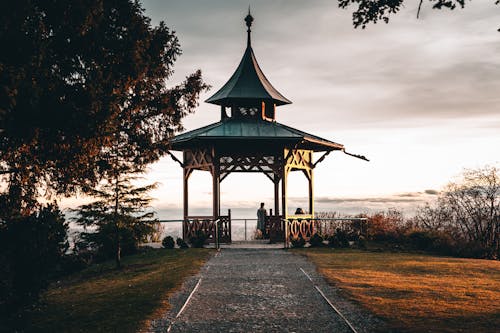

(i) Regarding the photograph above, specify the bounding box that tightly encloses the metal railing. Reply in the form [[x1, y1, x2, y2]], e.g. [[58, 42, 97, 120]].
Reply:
[[231, 218, 258, 241]]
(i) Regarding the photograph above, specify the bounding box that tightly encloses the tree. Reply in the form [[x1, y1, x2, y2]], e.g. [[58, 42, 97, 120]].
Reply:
[[0, 0, 208, 216], [415, 166, 499, 258], [338, 0, 500, 30], [74, 168, 158, 268]]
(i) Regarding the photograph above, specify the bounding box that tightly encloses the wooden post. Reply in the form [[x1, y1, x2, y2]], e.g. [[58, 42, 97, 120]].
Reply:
[[308, 169, 314, 217], [212, 150, 220, 219], [274, 177, 280, 216], [183, 168, 189, 219], [228, 209, 232, 243], [281, 166, 288, 219]]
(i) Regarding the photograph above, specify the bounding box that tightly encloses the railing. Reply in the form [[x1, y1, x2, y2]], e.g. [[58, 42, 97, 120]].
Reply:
[[283, 217, 368, 248], [157, 215, 367, 248], [231, 218, 257, 241], [182, 214, 231, 244]]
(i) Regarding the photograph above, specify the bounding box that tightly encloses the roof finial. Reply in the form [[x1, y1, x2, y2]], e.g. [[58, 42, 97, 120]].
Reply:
[[244, 6, 254, 47]]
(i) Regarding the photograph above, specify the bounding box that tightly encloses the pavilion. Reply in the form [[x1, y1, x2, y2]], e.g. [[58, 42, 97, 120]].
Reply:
[[168, 11, 367, 243]]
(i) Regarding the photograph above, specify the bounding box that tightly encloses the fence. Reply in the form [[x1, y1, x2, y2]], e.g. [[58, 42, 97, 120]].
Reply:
[[283, 217, 368, 248], [157, 216, 367, 245], [157, 218, 258, 242]]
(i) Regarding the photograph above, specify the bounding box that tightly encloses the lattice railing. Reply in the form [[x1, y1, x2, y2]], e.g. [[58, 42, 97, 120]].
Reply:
[[266, 215, 285, 243], [183, 215, 231, 244], [283, 217, 367, 248]]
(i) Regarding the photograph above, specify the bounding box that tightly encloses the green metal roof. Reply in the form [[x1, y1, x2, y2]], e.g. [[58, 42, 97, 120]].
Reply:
[[205, 46, 291, 106], [170, 118, 343, 152]]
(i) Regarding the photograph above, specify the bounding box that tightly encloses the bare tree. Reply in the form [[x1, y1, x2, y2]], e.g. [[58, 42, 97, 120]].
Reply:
[[416, 166, 499, 258]]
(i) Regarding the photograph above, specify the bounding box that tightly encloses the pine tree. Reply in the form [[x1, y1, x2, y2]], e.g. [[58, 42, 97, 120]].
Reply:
[[75, 124, 160, 267]]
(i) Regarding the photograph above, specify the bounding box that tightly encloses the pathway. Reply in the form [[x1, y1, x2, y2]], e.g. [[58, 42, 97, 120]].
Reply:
[[149, 248, 383, 333]]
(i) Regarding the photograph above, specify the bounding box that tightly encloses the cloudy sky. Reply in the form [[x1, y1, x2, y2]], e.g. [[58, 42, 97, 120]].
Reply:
[[107, 0, 500, 218]]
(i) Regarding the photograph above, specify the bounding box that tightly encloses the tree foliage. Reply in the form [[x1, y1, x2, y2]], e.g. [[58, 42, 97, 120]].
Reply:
[[0, 204, 68, 311], [74, 170, 158, 267], [0, 0, 208, 215], [338, 0, 499, 29]]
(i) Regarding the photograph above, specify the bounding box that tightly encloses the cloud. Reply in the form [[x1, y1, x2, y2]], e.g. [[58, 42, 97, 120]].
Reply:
[[424, 189, 439, 195]]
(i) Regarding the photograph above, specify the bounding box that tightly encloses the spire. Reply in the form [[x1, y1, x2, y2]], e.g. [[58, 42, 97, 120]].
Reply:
[[245, 6, 253, 47], [205, 9, 291, 107]]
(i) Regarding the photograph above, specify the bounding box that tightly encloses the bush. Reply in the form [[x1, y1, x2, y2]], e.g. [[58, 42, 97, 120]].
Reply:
[[189, 230, 207, 248], [309, 233, 325, 247], [291, 236, 306, 248], [0, 205, 68, 312], [357, 235, 367, 249], [162, 236, 175, 249], [328, 229, 350, 248], [58, 253, 91, 275], [406, 230, 457, 256], [408, 231, 436, 250], [176, 237, 189, 249]]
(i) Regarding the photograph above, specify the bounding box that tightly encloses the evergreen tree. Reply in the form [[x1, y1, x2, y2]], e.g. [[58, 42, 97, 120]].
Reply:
[[74, 128, 159, 267]]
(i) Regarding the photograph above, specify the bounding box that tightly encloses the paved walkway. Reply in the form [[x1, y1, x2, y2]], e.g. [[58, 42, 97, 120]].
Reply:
[[149, 249, 383, 333]]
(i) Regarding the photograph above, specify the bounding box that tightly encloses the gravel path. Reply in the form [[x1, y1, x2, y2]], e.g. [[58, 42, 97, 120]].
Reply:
[[148, 248, 384, 333]]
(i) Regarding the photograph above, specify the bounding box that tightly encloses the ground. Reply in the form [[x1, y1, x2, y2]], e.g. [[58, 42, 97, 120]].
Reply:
[[2, 248, 211, 333], [4, 246, 499, 333], [300, 248, 500, 333], [149, 248, 382, 332]]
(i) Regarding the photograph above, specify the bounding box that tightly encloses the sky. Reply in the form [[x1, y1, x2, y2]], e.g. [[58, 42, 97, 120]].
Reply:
[[66, 1, 500, 218]]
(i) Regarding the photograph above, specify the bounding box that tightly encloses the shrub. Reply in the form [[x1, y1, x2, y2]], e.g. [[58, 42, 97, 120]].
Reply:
[[328, 229, 350, 248], [408, 231, 436, 250], [189, 230, 207, 248], [162, 236, 175, 249], [291, 236, 306, 248], [58, 253, 90, 275], [309, 233, 325, 247], [176, 237, 189, 249], [357, 235, 367, 249], [0, 204, 68, 312]]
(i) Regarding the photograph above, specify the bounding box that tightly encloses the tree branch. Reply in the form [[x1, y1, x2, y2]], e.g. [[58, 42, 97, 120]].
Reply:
[[417, 0, 424, 19]]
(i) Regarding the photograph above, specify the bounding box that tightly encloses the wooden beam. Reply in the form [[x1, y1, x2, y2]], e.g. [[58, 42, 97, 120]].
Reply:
[[313, 151, 331, 168], [166, 150, 184, 167], [343, 149, 370, 162]]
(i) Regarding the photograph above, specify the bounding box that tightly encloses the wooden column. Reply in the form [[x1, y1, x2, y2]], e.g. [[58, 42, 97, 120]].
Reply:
[[183, 167, 189, 219], [308, 169, 314, 217], [281, 166, 288, 219], [212, 151, 220, 219], [274, 178, 280, 216]]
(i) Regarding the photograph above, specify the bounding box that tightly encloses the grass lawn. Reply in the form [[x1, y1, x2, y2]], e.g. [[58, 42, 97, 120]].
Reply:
[[299, 248, 500, 333], [5, 248, 212, 333]]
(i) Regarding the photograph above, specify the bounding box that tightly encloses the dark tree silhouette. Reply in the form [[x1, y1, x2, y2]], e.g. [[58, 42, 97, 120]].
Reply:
[[338, 0, 499, 29], [0, 0, 209, 216]]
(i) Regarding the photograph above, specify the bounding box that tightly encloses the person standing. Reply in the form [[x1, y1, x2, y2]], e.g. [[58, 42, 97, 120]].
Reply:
[[257, 202, 267, 237]]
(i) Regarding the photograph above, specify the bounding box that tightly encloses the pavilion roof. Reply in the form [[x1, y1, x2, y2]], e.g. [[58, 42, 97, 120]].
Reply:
[[205, 32, 291, 106], [169, 118, 344, 152]]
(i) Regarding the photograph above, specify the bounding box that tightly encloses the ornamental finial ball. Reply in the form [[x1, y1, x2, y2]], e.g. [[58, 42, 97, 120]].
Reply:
[[245, 9, 253, 29]]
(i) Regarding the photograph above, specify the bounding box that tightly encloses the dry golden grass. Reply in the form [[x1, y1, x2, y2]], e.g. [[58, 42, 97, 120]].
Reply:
[[301, 249, 500, 333]]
